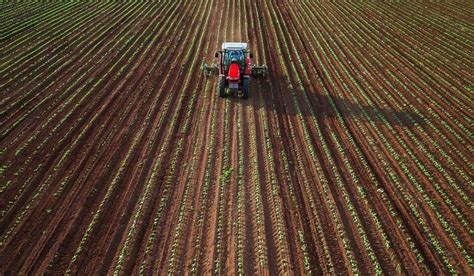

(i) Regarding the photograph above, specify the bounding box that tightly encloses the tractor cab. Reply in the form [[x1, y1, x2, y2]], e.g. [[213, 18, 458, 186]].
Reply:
[[220, 42, 248, 76], [223, 50, 245, 70]]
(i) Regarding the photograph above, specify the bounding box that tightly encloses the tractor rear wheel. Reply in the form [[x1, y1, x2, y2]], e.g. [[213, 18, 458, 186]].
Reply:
[[218, 77, 226, 97], [242, 78, 250, 99]]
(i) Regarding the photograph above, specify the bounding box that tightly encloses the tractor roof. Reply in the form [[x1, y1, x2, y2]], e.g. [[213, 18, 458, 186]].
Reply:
[[221, 42, 247, 51]]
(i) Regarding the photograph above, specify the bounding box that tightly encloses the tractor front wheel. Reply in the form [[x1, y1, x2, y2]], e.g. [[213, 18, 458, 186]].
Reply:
[[218, 77, 226, 97], [242, 78, 250, 99]]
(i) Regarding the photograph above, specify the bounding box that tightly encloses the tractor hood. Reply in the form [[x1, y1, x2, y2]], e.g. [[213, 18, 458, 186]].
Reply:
[[228, 63, 240, 81]]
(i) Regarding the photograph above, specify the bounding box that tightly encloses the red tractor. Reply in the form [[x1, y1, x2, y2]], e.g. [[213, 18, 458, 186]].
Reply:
[[203, 42, 267, 99]]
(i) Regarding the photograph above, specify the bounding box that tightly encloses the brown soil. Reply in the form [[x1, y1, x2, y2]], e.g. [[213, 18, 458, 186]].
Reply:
[[1, 1, 472, 275]]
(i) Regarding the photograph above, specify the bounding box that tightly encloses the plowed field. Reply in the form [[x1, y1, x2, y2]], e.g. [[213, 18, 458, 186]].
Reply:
[[1, 1, 473, 274]]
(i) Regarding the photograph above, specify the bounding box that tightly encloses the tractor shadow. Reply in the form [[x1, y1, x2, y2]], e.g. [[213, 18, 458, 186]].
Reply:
[[232, 76, 426, 129]]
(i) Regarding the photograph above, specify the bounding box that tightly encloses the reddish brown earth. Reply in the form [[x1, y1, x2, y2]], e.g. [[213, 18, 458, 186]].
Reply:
[[0, 1, 473, 274]]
